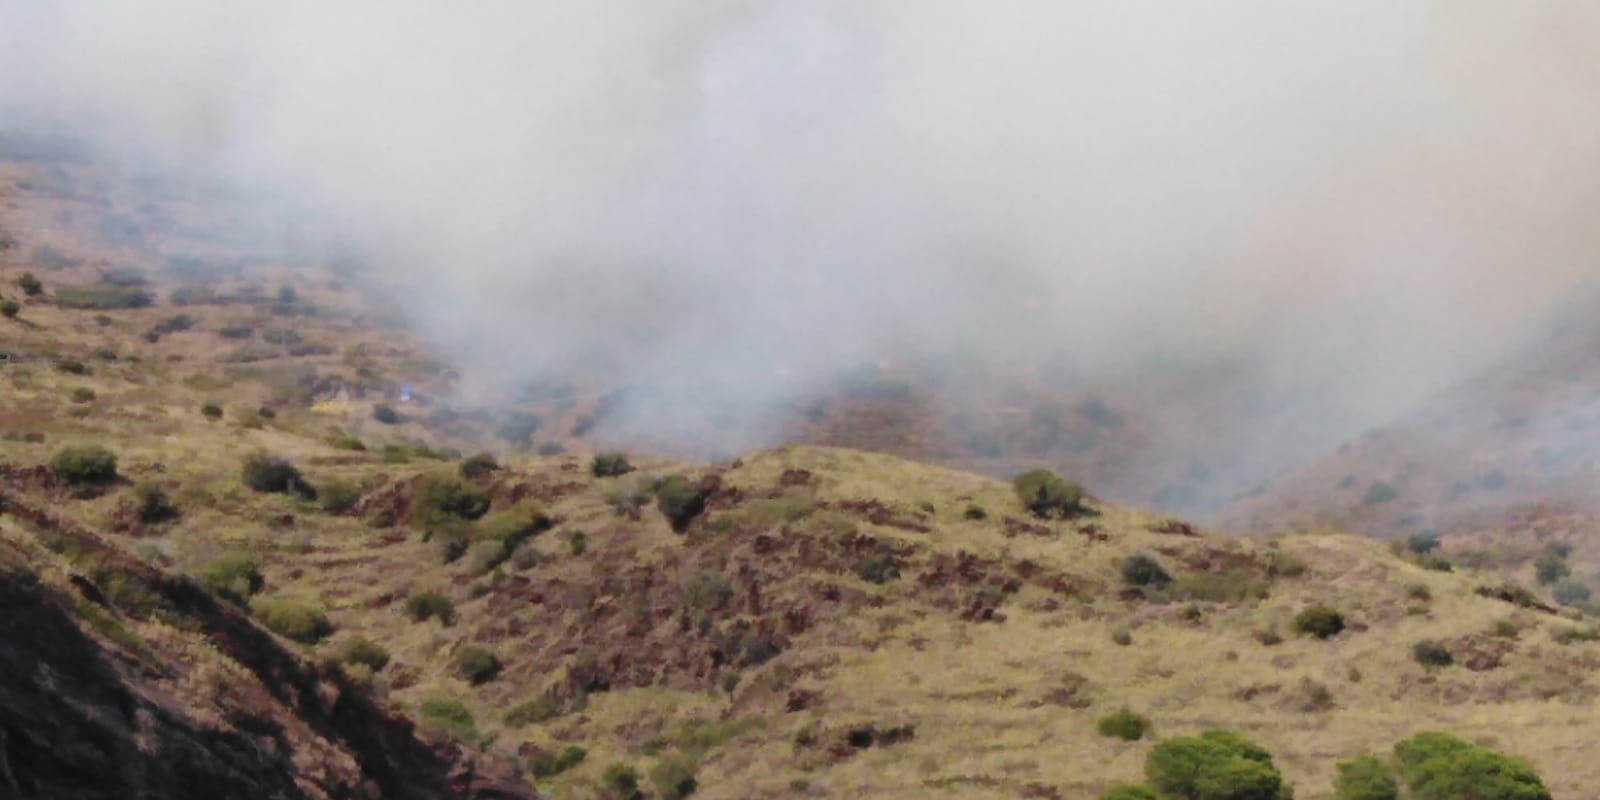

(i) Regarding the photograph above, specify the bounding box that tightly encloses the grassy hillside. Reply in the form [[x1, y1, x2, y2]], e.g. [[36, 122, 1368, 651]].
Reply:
[[1, 148, 1593, 799]]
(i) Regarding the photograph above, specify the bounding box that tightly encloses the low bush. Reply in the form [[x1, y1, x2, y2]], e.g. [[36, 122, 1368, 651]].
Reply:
[[650, 754, 698, 800], [1096, 709, 1150, 741], [456, 646, 501, 685], [963, 504, 988, 521], [1407, 531, 1441, 555], [529, 745, 587, 778], [656, 474, 709, 531], [133, 482, 178, 524], [201, 404, 223, 420], [405, 590, 455, 624], [70, 387, 96, 403], [590, 451, 634, 477], [855, 553, 901, 585], [1120, 553, 1171, 589], [199, 551, 263, 602], [1293, 605, 1345, 639], [1553, 579, 1591, 606], [412, 473, 491, 531], [241, 453, 313, 497], [51, 444, 118, 486], [253, 597, 332, 644], [0, 298, 18, 318], [505, 696, 560, 727], [17, 272, 42, 296], [1013, 468, 1088, 518], [55, 284, 153, 309], [318, 478, 361, 514], [1412, 640, 1453, 668], [419, 697, 477, 741], [459, 452, 499, 479], [340, 636, 391, 672], [55, 358, 89, 375], [372, 404, 400, 425], [596, 764, 643, 800], [328, 432, 365, 451], [1363, 482, 1399, 505], [1535, 549, 1570, 586]]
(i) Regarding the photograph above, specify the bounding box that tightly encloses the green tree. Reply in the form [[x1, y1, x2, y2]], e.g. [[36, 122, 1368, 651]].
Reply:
[[1394, 732, 1549, 800], [1145, 729, 1293, 800]]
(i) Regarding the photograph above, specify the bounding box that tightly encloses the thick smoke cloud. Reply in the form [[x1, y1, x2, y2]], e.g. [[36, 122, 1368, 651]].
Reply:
[[3, 1, 1599, 491]]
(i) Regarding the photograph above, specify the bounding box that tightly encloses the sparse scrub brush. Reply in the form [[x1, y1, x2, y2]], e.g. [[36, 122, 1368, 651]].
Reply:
[[460, 451, 499, 479], [1120, 553, 1171, 589], [199, 551, 263, 602], [133, 482, 178, 524], [1333, 754, 1398, 800], [252, 597, 332, 644], [0, 298, 18, 318], [412, 473, 491, 531], [340, 636, 391, 672], [317, 478, 361, 514], [16, 272, 42, 296], [655, 474, 708, 531], [372, 403, 400, 424]]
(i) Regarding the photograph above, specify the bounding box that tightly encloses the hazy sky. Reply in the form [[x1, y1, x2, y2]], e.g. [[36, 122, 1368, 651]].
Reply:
[[3, 1, 1599, 459]]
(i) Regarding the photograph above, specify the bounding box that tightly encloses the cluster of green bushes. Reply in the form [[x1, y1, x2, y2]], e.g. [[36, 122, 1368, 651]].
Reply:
[[405, 590, 455, 625], [1013, 468, 1089, 519], [591, 451, 634, 477], [412, 473, 491, 532], [1333, 732, 1548, 800], [655, 474, 709, 531]]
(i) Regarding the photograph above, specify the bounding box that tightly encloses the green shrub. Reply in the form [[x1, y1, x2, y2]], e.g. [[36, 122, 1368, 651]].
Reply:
[[201, 403, 223, 420], [0, 298, 18, 318], [1535, 549, 1570, 585], [1407, 531, 1441, 554], [650, 754, 698, 800], [318, 478, 361, 514], [495, 412, 541, 443], [340, 636, 391, 672], [241, 453, 312, 496], [50, 444, 118, 486], [419, 697, 477, 741], [412, 473, 491, 531], [963, 504, 988, 521], [1121, 553, 1171, 589], [656, 474, 708, 531], [1166, 570, 1270, 604], [505, 696, 560, 727], [568, 530, 588, 555], [596, 763, 643, 800], [1145, 729, 1293, 800], [253, 597, 332, 644], [1293, 605, 1345, 639], [327, 432, 364, 451], [55, 358, 89, 375], [372, 404, 400, 424], [1412, 640, 1453, 668], [133, 482, 178, 524], [1013, 468, 1088, 518], [17, 272, 42, 296], [529, 745, 587, 778], [456, 645, 501, 685], [1553, 579, 1591, 606], [855, 553, 901, 585], [69, 387, 95, 403], [460, 452, 499, 479], [1394, 732, 1549, 800], [55, 284, 152, 309], [1363, 482, 1399, 505], [199, 551, 263, 602], [1417, 554, 1453, 572], [478, 499, 552, 549], [1333, 754, 1398, 800], [405, 590, 455, 624], [591, 451, 634, 477], [1096, 709, 1150, 741]]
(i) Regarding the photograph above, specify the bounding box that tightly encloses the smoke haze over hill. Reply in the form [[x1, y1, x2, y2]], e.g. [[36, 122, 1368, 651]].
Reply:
[[4, 1, 1600, 499]]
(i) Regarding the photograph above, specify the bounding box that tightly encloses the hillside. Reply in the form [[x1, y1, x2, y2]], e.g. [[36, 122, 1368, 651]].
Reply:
[[2, 148, 1595, 799]]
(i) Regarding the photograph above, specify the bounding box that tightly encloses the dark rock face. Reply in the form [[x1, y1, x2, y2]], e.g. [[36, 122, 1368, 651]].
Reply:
[[0, 572, 310, 800]]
